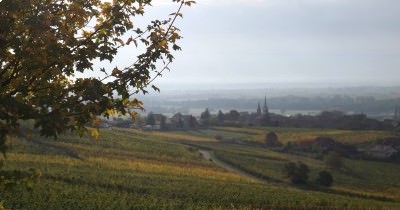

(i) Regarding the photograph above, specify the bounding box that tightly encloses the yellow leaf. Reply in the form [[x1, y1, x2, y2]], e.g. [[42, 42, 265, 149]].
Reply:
[[160, 39, 167, 47], [117, 111, 123, 117], [90, 129, 100, 140], [105, 109, 115, 116], [130, 112, 138, 120]]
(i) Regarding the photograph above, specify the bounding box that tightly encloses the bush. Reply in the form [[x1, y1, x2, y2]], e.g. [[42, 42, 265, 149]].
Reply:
[[283, 161, 310, 184], [316, 171, 333, 187], [265, 131, 282, 147]]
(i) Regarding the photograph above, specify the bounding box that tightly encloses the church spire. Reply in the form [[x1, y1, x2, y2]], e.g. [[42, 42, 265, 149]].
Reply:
[[263, 96, 268, 114], [257, 102, 262, 116]]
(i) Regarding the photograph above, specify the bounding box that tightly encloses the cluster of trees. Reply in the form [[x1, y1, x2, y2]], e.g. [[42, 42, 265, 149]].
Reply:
[[159, 95, 400, 114], [132, 108, 397, 132], [145, 112, 167, 129], [200, 108, 395, 131], [283, 162, 310, 185], [282, 137, 358, 159], [200, 109, 241, 126], [285, 111, 394, 130], [200, 108, 211, 127], [283, 161, 333, 187], [266, 111, 396, 131], [265, 132, 338, 187], [269, 95, 397, 114]]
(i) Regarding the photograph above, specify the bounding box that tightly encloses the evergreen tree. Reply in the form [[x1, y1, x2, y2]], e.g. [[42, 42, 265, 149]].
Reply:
[[146, 113, 156, 126], [257, 103, 262, 116], [200, 108, 211, 127], [189, 115, 198, 129], [217, 110, 225, 124], [228, 110, 240, 121], [160, 115, 167, 130]]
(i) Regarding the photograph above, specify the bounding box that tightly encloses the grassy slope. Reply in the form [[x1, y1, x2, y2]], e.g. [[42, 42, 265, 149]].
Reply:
[[209, 126, 394, 144], [1, 127, 399, 209], [179, 127, 400, 201]]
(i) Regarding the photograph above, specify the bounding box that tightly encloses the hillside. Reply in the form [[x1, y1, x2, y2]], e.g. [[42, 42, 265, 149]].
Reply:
[[2, 127, 400, 209]]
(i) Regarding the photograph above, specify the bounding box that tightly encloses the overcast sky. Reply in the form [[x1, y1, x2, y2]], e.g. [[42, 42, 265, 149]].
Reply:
[[106, 0, 400, 89]]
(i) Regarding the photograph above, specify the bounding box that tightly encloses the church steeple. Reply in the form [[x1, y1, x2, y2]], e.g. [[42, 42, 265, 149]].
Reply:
[[257, 102, 262, 116], [260, 95, 270, 126], [263, 96, 269, 115]]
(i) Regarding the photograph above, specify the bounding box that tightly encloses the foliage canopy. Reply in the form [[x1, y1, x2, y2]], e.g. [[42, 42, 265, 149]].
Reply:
[[265, 131, 281, 147], [0, 0, 194, 143], [283, 161, 310, 184]]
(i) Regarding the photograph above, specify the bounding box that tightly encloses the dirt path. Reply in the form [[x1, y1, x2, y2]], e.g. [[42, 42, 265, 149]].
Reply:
[[198, 149, 267, 183], [199, 149, 397, 202]]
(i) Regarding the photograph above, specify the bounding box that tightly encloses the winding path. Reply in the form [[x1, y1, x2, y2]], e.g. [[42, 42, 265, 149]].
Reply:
[[198, 150, 396, 202], [198, 149, 267, 183]]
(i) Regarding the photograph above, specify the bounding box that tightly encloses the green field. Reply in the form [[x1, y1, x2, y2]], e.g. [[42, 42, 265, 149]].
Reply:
[[185, 126, 395, 144], [1, 127, 399, 209]]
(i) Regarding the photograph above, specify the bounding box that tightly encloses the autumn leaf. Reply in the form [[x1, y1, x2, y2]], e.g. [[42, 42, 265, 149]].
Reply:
[[89, 129, 100, 140]]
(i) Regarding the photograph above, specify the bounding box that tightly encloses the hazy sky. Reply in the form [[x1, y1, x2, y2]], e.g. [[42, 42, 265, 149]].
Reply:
[[104, 0, 400, 88]]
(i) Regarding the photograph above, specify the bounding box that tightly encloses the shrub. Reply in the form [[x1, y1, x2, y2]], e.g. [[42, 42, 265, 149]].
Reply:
[[283, 161, 310, 184], [265, 131, 282, 147]]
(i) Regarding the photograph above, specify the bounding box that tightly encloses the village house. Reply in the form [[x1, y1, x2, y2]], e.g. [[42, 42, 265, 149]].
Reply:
[[144, 113, 166, 130], [366, 144, 398, 159], [170, 113, 198, 130]]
